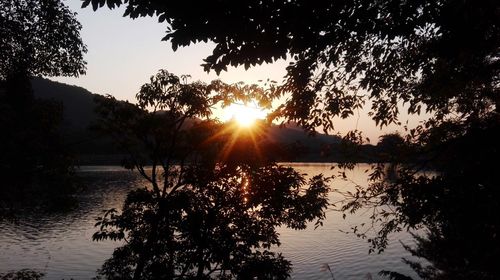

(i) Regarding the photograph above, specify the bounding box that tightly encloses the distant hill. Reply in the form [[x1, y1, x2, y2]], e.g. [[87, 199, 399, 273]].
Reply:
[[31, 77, 99, 131], [31, 77, 120, 162], [265, 124, 342, 161], [31, 77, 369, 163]]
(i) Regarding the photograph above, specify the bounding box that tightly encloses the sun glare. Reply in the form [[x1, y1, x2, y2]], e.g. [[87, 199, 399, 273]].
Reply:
[[223, 102, 267, 127]]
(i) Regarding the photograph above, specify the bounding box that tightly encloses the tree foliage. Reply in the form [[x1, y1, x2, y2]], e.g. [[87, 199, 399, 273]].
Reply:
[[1, 0, 87, 79], [0, 269, 44, 280], [0, 0, 87, 216], [84, 1, 499, 278], [335, 117, 500, 279], [83, 0, 498, 129], [92, 70, 330, 279]]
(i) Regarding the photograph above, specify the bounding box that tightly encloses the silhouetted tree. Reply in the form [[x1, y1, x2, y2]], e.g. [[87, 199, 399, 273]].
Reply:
[[83, 0, 497, 129], [0, 0, 87, 215], [85, 1, 499, 278], [0, 269, 44, 280], [92, 70, 330, 279], [1, 0, 86, 80], [377, 134, 406, 158]]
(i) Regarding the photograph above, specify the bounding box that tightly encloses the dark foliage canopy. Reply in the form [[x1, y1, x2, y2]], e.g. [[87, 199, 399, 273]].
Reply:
[[83, 0, 498, 131], [92, 71, 330, 279], [81, 1, 500, 278], [1, 0, 87, 79], [0, 0, 87, 216]]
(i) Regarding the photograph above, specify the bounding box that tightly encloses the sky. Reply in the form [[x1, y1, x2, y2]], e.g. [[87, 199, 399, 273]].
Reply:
[[51, 0, 424, 142], [52, 1, 287, 101]]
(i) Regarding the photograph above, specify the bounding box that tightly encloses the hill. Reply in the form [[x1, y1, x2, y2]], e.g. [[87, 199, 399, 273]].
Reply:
[[31, 77, 365, 163], [31, 77, 120, 162], [31, 77, 99, 131]]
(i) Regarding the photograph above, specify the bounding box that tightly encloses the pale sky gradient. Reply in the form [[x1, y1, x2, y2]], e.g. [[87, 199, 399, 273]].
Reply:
[[51, 0, 425, 142], [52, 1, 288, 100]]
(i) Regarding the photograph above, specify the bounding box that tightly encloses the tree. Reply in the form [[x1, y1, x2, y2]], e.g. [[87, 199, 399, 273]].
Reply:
[[0, 269, 44, 280], [82, 0, 498, 129], [92, 70, 331, 279], [85, 1, 499, 278], [1, 0, 86, 80], [0, 0, 87, 216], [7, 0, 494, 276]]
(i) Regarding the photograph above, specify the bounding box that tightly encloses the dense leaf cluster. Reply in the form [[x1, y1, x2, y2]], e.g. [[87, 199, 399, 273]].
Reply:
[[58, 1, 500, 278], [1, 0, 87, 79], [92, 71, 331, 279], [82, 0, 498, 131]]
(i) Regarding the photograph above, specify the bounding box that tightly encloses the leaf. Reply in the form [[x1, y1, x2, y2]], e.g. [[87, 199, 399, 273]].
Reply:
[[81, 0, 91, 8]]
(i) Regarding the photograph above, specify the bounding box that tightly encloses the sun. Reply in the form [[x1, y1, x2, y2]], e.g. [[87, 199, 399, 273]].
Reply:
[[222, 102, 267, 127]]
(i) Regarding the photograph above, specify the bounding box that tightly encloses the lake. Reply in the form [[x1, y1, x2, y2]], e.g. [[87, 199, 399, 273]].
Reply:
[[0, 164, 421, 279]]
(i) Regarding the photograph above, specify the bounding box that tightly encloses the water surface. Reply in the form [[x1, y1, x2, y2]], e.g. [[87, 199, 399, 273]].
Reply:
[[0, 164, 420, 279]]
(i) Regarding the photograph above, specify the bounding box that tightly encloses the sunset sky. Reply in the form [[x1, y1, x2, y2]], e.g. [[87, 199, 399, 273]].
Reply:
[[51, 0, 423, 141]]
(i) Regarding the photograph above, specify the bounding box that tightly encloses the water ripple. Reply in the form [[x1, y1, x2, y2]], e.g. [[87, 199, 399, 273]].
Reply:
[[1, 165, 421, 279]]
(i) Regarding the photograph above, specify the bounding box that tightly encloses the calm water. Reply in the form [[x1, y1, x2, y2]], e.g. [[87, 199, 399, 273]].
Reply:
[[0, 164, 421, 279]]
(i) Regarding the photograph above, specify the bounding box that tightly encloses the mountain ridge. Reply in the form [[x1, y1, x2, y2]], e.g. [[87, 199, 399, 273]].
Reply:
[[31, 77, 354, 164]]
